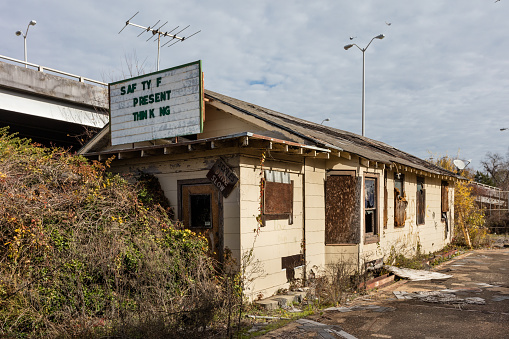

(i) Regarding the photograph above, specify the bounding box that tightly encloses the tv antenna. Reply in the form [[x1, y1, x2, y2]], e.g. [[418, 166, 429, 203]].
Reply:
[[119, 12, 200, 71]]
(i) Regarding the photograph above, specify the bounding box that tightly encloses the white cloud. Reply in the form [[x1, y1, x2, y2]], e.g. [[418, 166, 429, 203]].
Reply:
[[1, 0, 508, 170]]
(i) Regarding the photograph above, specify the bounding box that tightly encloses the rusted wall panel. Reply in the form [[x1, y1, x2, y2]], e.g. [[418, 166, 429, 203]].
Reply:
[[325, 175, 360, 244], [264, 181, 293, 215]]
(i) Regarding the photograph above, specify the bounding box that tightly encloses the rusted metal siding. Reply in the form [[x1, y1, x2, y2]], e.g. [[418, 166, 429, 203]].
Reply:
[[325, 175, 361, 244], [263, 181, 293, 215]]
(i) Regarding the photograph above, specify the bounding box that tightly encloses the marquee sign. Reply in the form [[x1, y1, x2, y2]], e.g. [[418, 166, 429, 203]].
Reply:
[[109, 61, 203, 145]]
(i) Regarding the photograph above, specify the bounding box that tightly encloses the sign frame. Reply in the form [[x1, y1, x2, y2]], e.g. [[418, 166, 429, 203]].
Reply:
[[109, 60, 204, 145]]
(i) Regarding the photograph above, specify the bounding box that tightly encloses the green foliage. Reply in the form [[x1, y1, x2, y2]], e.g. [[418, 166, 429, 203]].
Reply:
[[0, 129, 219, 337], [474, 171, 495, 186]]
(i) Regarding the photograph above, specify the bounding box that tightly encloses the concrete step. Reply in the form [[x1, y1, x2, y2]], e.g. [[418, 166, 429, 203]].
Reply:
[[254, 290, 308, 310]]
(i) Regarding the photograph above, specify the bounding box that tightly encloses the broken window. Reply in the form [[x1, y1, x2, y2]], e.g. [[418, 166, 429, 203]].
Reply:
[[416, 176, 426, 225], [281, 254, 304, 281], [263, 170, 293, 224], [364, 175, 378, 242], [325, 172, 361, 245], [189, 194, 212, 228], [394, 173, 407, 227]]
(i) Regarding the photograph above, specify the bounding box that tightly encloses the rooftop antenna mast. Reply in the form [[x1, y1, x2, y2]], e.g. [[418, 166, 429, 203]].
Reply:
[[119, 12, 201, 71]]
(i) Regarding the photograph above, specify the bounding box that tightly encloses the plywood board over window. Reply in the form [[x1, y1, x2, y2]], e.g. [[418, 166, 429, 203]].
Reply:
[[263, 170, 293, 224], [441, 181, 449, 214], [325, 172, 361, 245], [394, 173, 407, 227], [416, 176, 426, 225]]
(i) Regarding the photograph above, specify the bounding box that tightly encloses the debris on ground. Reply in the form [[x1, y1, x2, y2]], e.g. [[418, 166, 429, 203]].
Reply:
[[393, 290, 486, 304], [385, 265, 453, 281]]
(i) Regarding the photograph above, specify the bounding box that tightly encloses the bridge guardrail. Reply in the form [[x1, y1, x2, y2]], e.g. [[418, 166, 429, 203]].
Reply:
[[0, 54, 107, 87]]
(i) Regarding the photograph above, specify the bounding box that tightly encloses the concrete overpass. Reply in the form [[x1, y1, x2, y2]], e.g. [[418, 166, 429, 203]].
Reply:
[[0, 56, 108, 149]]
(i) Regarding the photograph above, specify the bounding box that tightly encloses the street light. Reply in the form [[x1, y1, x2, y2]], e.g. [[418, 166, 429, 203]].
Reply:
[[320, 118, 330, 125], [15, 20, 37, 68], [344, 33, 385, 137]]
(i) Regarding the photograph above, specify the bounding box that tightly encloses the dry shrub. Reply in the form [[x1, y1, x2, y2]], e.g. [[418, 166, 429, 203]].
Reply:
[[0, 129, 221, 338], [307, 258, 363, 307]]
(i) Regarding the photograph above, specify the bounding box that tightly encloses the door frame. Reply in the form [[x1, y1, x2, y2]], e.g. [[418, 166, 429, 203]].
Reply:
[[177, 178, 224, 258]]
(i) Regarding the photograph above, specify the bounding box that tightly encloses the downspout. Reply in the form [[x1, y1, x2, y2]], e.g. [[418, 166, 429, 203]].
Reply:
[[302, 158, 307, 282], [358, 170, 362, 271]]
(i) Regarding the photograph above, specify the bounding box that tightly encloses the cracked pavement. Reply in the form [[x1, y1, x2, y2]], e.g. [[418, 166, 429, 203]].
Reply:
[[259, 248, 509, 339]]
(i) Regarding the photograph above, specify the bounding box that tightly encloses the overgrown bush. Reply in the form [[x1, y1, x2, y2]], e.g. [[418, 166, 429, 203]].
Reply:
[[0, 129, 221, 338], [429, 153, 488, 247], [307, 259, 367, 307]]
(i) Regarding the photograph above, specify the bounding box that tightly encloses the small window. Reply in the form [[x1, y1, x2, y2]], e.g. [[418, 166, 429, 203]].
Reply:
[[263, 170, 293, 224], [189, 194, 212, 228], [364, 174, 379, 243], [416, 176, 426, 225], [394, 173, 407, 227]]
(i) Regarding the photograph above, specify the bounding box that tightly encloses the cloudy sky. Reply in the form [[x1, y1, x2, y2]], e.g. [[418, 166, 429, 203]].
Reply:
[[1, 0, 508, 171]]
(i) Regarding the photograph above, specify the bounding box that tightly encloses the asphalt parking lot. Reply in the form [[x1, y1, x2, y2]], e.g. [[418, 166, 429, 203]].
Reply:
[[260, 248, 509, 339]]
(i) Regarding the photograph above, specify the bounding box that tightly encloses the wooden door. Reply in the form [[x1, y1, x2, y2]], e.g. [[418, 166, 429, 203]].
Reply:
[[181, 183, 222, 262]]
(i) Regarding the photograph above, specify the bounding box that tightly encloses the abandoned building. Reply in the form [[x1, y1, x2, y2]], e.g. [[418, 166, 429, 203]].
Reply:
[[78, 61, 461, 299], [0, 57, 461, 299]]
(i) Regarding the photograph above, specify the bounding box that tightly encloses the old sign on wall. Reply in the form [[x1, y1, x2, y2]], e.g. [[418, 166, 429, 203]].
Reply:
[[206, 158, 239, 198], [109, 61, 203, 146]]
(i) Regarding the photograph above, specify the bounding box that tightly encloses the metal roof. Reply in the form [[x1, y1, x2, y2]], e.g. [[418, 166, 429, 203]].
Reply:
[[205, 90, 460, 179]]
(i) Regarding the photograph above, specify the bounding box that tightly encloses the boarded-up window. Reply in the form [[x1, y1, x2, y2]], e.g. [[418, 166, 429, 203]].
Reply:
[[441, 181, 449, 214], [416, 176, 426, 225], [325, 174, 361, 244], [394, 173, 407, 227], [383, 171, 388, 229], [263, 170, 293, 224]]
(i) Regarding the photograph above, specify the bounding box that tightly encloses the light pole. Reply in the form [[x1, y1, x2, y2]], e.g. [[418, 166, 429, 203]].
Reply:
[[344, 34, 385, 137], [15, 20, 37, 68]]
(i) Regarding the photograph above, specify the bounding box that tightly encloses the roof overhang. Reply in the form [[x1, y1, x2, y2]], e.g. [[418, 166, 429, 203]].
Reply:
[[80, 132, 333, 162]]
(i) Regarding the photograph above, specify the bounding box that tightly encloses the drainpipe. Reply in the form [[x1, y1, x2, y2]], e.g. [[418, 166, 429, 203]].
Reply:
[[302, 158, 307, 282]]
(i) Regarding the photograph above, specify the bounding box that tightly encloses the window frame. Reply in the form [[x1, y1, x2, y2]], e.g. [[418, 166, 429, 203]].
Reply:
[[364, 173, 379, 244], [189, 193, 213, 229], [262, 170, 294, 225], [394, 172, 407, 227]]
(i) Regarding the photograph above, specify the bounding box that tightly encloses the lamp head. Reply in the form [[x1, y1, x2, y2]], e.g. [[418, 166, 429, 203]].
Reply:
[[375, 34, 385, 40], [15, 31, 22, 36], [344, 44, 354, 50], [29, 20, 37, 26]]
